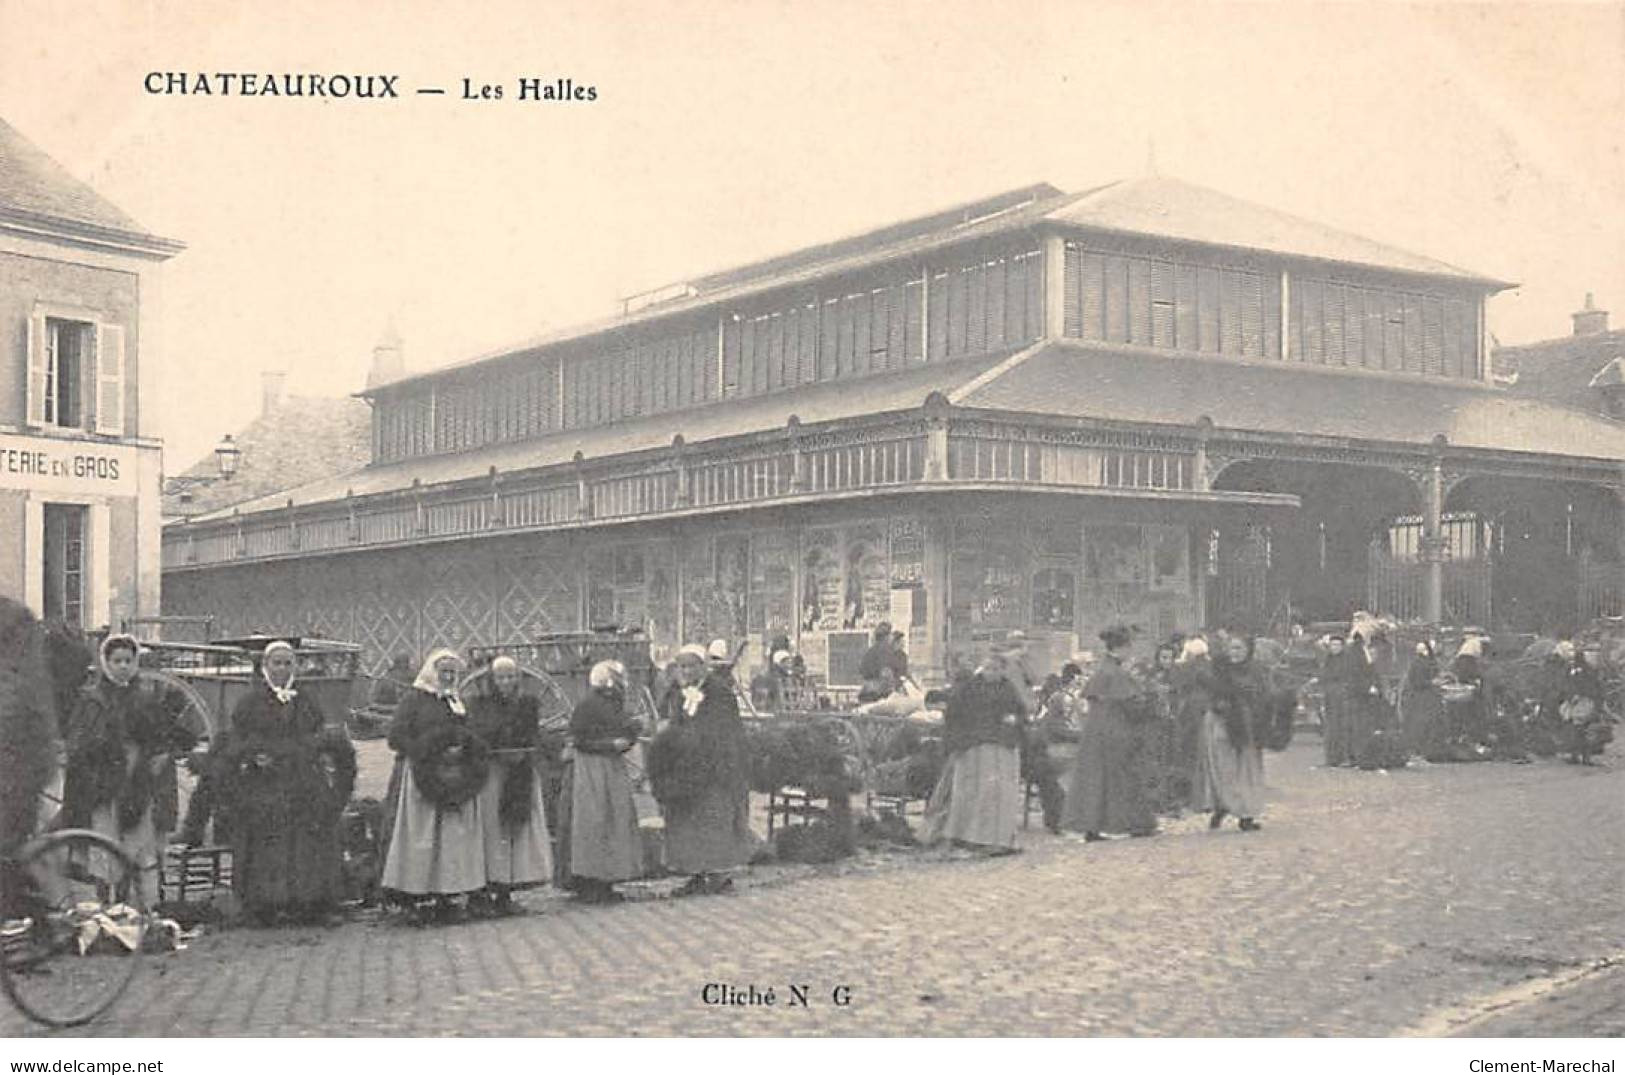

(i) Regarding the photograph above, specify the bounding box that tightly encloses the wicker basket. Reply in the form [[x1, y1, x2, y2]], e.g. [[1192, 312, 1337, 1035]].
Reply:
[[159, 845, 234, 906]]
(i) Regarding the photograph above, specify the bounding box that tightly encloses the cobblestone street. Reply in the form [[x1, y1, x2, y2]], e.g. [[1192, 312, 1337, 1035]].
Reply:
[[5, 738, 1621, 1038]]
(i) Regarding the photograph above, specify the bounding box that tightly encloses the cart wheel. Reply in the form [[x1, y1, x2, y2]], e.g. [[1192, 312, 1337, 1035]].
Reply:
[[1, 829, 149, 1028]]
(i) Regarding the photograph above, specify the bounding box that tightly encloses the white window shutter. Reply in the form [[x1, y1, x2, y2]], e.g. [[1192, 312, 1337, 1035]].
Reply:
[[88, 502, 112, 630], [23, 498, 45, 616], [95, 322, 126, 435], [26, 309, 49, 426]]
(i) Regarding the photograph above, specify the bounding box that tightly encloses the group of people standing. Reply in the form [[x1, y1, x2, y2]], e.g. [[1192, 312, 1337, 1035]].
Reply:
[[381, 639, 759, 918], [921, 626, 1292, 857], [61, 635, 356, 923]]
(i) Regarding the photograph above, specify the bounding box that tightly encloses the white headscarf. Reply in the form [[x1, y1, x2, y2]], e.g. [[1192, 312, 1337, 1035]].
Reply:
[[1178, 637, 1209, 663], [589, 659, 625, 690], [414, 648, 467, 715], [1456, 636, 1484, 660], [98, 633, 141, 687], [261, 639, 298, 704]]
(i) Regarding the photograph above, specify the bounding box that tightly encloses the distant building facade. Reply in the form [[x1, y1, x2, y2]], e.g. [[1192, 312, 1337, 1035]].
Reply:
[[162, 177, 1625, 680], [1, 117, 183, 630]]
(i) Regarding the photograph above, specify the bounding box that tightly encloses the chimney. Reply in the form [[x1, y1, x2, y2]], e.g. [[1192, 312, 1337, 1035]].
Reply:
[[261, 369, 288, 416], [367, 322, 406, 389], [1572, 293, 1609, 337]]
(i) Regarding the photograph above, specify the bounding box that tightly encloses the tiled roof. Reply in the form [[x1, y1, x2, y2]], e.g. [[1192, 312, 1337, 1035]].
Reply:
[[0, 116, 180, 252], [163, 395, 373, 519], [1041, 176, 1506, 286], [367, 175, 1503, 397], [188, 349, 1020, 520], [955, 341, 1625, 462], [1493, 328, 1625, 416]]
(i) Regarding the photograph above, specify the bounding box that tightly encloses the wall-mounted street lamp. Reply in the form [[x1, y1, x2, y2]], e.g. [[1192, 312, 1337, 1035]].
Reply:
[[163, 434, 242, 511]]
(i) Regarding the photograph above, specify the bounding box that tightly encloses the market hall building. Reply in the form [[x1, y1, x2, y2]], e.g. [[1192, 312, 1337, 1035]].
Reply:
[[160, 177, 1625, 684], [1, 117, 183, 631]]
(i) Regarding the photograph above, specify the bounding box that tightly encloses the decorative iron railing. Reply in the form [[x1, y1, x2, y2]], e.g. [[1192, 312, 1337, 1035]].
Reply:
[[163, 412, 1202, 571]]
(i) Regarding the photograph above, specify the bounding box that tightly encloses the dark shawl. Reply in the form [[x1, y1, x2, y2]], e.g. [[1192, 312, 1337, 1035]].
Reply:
[[1208, 653, 1273, 750], [941, 674, 1024, 755], [63, 675, 196, 832], [569, 687, 640, 753], [469, 690, 540, 827], [647, 672, 750, 810], [389, 687, 489, 807], [217, 683, 355, 823]]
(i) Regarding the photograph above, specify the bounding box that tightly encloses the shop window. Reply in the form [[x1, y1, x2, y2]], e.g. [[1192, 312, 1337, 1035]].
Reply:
[[43, 504, 87, 627]]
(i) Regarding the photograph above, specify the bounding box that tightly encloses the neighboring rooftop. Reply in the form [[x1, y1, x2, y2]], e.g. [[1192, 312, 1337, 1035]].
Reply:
[[0, 115, 183, 255], [365, 174, 1506, 396], [1493, 293, 1625, 419], [164, 380, 372, 519]]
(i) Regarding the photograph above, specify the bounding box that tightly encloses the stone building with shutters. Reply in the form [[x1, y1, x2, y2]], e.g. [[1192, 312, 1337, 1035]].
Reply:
[[1, 117, 183, 631], [160, 176, 1625, 683]]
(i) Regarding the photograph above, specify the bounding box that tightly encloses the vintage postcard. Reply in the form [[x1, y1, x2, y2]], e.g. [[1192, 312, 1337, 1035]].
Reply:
[[0, 0, 1622, 1059]]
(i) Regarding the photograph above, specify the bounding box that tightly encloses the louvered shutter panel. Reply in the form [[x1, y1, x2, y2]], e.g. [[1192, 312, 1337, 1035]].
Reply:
[[1079, 252, 1105, 342], [800, 302, 820, 381], [27, 310, 50, 426], [1323, 283, 1344, 366], [1006, 256, 1030, 343], [1128, 257, 1152, 345], [903, 281, 924, 365], [1197, 267, 1220, 353], [1366, 292, 1387, 370], [1150, 260, 1175, 348], [723, 318, 742, 396], [1401, 294, 1421, 372], [1262, 271, 1282, 359], [1062, 245, 1081, 337], [1024, 251, 1044, 341], [851, 296, 871, 376], [1343, 287, 1364, 367], [1238, 272, 1264, 358], [927, 274, 948, 362], [1422, 297, 1444, 375], [754, 315, 772, 391], [966, 265, 987, 355], [1175, 263, 1199, 350], [1104, 256, 1130, 344]]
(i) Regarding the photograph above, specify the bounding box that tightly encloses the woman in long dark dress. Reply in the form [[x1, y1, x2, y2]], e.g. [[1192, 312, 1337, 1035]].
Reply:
[[922, 650, 1025, 854], [1400, 641, 1444, 759], [216, 640, 355, 926], [468, 656, 552, 914], [1193, 634, 1270, 832], [62, 634, 196, 906], [555, 660, 643, 902], [381, 649, 489, 923], [648, 645, 757, 896], [1063, 627, 1158, 840]]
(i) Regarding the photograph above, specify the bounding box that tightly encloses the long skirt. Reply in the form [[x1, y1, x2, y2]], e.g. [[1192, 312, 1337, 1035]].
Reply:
[[1322, 686, 1352, 766], [478, 758, 553, 888], [381, 764, 487, 896], [84, 803, 160, 907], [229, 782, 344, 913], [1062, 711, 1155, 835], [664, 782, 757, 875], [1192, 712, 1265, 818], [921, 743, 1020, 850], [555, 753, 642, 883], [1400, 684, 1444, 757]]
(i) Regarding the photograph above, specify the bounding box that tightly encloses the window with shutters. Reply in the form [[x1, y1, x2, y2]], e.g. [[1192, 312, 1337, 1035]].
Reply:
[[28, 317, 109, 431]]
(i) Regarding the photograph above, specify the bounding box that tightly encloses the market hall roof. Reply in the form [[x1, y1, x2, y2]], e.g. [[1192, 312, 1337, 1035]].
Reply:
[[189, 347, 1024, 521], [954, 340, 1625, 463], [0, 116, 183, 257], [362, 175, 1508, 396]]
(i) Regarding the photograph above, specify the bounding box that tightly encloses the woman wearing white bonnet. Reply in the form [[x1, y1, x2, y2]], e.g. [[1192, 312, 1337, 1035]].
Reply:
[[467, 655, 554, 915], [381, 649, 490, 924], [556, 659, 643, 902]]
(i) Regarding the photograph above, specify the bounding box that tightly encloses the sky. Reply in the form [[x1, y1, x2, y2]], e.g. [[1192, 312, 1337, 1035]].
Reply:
[[2, 0, 1622, 471]]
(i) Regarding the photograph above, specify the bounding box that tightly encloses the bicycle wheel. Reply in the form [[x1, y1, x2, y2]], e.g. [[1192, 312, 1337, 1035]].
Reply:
[[1, 828, 147, 1028]]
